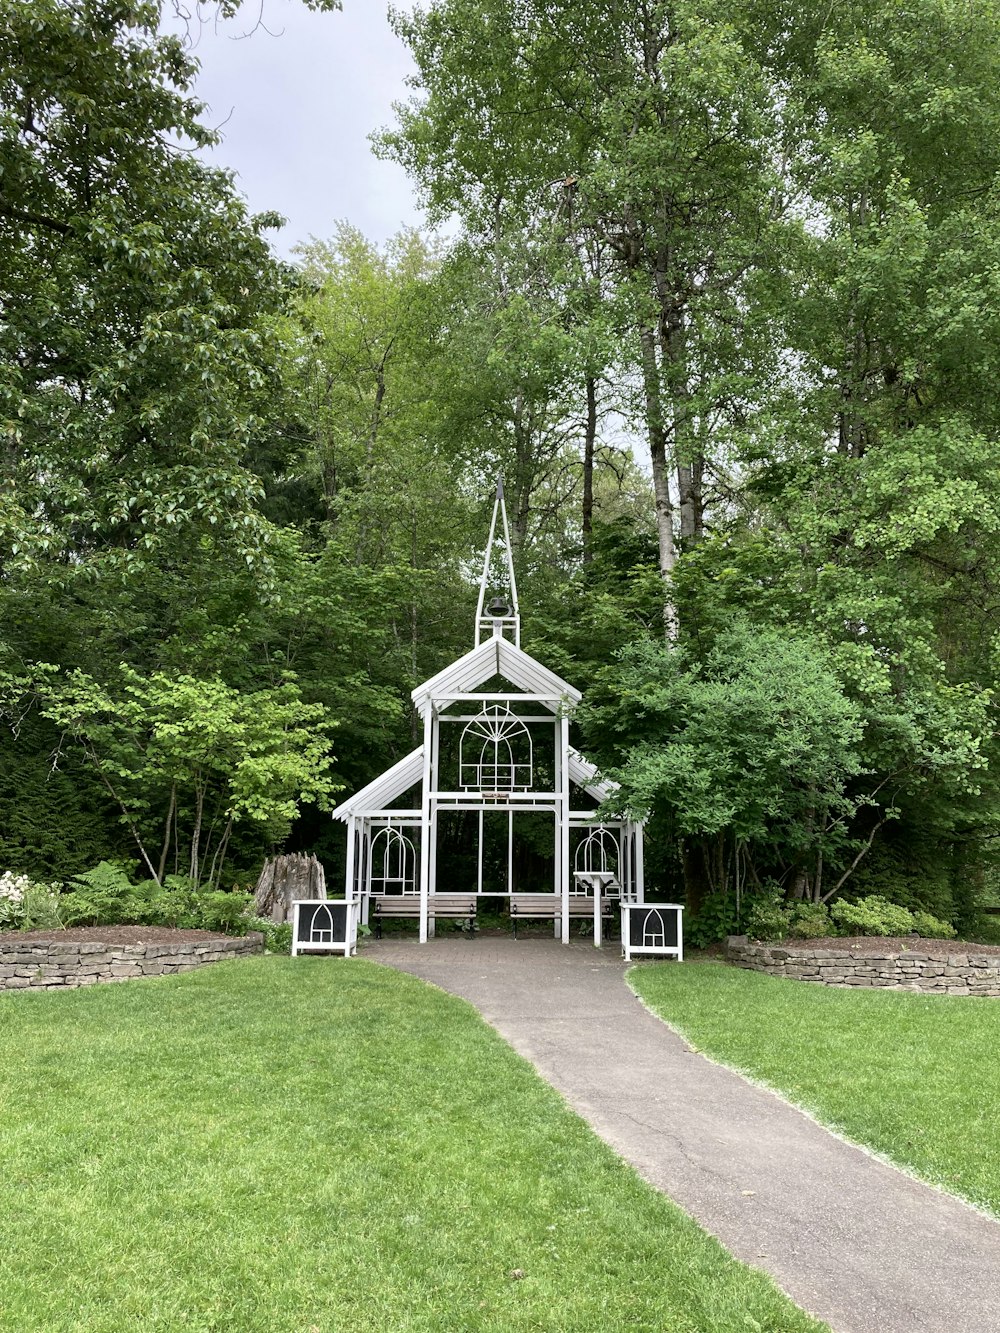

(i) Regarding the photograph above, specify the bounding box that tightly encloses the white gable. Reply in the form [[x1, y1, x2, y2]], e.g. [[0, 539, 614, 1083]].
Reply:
[[332, 747, 424, 821], [411, 636, 581, 719]]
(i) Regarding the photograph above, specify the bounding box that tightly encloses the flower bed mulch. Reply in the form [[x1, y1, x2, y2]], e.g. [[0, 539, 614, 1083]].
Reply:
[[2, 925, 237, 945]]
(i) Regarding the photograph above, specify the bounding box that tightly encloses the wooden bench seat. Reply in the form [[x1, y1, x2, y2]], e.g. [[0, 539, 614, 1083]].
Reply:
[[372, 893, 477, 938], [508, 893, 615, 939]]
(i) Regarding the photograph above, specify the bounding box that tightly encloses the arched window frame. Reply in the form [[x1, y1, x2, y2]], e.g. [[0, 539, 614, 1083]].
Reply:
[[643, 908, 666, 950], [459, 705, 533, 792], [574, 826, 620, 876], [369, 826, 417, 896], [308, 902, 336, 945]]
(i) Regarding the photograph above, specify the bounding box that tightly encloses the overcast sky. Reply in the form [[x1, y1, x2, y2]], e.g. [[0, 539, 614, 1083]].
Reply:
[[170, 2, 423, 256]]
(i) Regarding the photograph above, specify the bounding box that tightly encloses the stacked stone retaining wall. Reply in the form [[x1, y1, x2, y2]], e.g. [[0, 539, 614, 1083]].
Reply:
[[0, 934, 263, 991], [726, 937, 1000, 995]]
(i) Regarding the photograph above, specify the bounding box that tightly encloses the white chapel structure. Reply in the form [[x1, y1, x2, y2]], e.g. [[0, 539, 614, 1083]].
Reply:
[[332, 482, 646, 945]]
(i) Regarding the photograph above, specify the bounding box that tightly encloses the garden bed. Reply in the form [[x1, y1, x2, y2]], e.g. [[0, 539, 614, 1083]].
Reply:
[[726, 935, 1000, 994], [0, 926, 262, 991]]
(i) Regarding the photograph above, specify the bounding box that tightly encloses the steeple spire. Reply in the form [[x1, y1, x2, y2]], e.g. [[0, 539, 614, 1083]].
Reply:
[[475, 477, 521, 647]]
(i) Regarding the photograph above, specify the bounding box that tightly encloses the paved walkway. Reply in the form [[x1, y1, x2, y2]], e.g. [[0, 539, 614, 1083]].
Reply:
[[364, 935, 1000, 1333]]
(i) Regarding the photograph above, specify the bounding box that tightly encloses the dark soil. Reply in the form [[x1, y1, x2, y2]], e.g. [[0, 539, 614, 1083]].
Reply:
[[773, 935, 1000, 957], [1, 925, 237, 944]]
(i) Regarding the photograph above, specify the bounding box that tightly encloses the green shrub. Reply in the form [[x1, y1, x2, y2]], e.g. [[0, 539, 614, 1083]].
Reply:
[[686, 893, 740, 948], [743, 889, 790, 942], [0, 872, 63, 932], [62, 862, 253, 933], [0, 872, 29, 929], [21, 882, 64, 931], [786, 902, 835, 939], [194, 890, 255, 934], [247, 918, 293, 954], [742, 892, 834, 941], [911, 910, 957, 940], [62, 861, 145, 925], [968, 915, 1000, 946], [830, 895, 915, 937]]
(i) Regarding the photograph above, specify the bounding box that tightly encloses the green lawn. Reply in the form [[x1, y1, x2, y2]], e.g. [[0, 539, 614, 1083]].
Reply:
[[630, 960, 1000, 1216], [0, 957, 825, 1333]]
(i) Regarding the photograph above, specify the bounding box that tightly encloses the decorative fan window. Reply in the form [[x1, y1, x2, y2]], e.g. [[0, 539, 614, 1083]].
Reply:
[[459, 705, 533, 791], [369, 827, 416, 896], [574, 827, 619, 876]]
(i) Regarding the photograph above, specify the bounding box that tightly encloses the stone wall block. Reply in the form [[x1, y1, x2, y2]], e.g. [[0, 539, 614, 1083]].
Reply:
[[0, 933, 261, 991], [725, 938, 1000, 996]]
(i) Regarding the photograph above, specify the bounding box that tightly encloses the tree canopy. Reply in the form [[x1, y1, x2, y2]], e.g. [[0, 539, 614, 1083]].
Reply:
[[3, 0, 1000, 937]]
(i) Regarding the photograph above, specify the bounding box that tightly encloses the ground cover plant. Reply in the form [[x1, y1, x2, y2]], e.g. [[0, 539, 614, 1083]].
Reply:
[[0, 957, 825, 1333], [630, 962, 1000, 1217]]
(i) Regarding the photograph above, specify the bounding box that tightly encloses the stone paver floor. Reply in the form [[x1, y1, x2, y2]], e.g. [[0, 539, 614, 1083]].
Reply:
[[363, 935, 1000, 1333]]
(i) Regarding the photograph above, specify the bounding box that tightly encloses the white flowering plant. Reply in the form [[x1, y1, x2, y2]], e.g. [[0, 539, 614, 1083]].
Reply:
[[0, 872, 29, 928], [0, 872, 63, 932]]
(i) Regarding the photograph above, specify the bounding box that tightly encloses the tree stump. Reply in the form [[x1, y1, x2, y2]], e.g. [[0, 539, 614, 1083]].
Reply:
[[253, 853, 327, 923]]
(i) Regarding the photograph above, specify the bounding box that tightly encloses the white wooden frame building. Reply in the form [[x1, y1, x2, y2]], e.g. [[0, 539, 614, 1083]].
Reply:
[[332, 482, 646, 946]]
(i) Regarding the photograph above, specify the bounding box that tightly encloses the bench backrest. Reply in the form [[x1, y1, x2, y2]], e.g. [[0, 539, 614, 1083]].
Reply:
[[372, 893, 477, 912], [508, 894, 608, 914]]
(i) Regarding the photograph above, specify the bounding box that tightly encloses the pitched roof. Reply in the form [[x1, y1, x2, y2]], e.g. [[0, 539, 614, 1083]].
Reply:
[[411, 636, 581, 718], [568, 748, 618, 804], [332, 747, 424, 822]]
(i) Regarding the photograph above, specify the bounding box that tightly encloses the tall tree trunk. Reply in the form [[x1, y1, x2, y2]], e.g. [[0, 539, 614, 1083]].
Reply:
[[189, 783, 204, 889], [657, 288, 703, 548], [582, 374, 597, 563], [156, 783, 176, 886], [638, 323, 678, 636], [411, 516, 420, 745], [508, 392, 534, 552], [680, 837, 712, 918], [206, 817, 233, 892], [677, 450, 704, 544]]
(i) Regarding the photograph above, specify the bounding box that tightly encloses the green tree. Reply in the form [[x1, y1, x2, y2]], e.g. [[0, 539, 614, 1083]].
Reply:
[[0, 0, 301, 578], [26, 667, 337, 889], [384, 0, 793, 624], [0, 0, 346, 879], [385, 0, 1000, 928]]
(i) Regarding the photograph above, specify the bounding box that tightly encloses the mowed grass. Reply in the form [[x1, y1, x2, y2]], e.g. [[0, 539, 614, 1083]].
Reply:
[[630, 960, 1000, 1215], [0, 957, 825, 1333]]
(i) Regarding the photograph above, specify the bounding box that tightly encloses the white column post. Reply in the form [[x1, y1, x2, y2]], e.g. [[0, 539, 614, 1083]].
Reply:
[[429, 713, 441, 936], [636, 823, 646, 905], [482, 805, 490, 901], [507, 807, 513, 896], [552, 719, 561, 937], [418, 708, 433, 943], [428, 805, 438, 939], [360, 819, 370, 924], [345, 816, 356, 904], [560, 716, 570, 944]]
